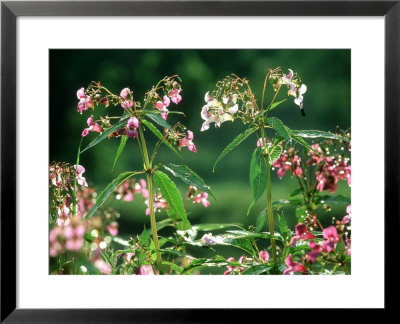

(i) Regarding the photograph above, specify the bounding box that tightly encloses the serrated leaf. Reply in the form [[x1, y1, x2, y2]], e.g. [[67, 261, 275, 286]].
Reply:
[[267, 117, 291, 140], [267, 99, 287, 112], [163, 163, 215, 200], [291, 130, 349, 142], [112, 135, 128, 170], [140, 225, 150, 247], [213, 127, 258, 172], [153, 170, 191, 230], [81, 116, 129, 153], [268, 144, 282, 165], [145, 113, 173, 131], [141, 119, 182, 159], [83, 171, 139, 220], [255, 208, 267, 233], [247, 147, 268, 215]]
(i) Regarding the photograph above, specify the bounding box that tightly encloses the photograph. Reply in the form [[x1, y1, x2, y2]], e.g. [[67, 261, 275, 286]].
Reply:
[[49, 49, 351, 275]]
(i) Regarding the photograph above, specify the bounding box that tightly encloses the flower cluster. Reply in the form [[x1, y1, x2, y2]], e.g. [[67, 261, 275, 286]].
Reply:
[[307, 143, 351, 193], [115, 178, 149, 202], [49, 217, 86, 257], [272, 149, 303, 179]]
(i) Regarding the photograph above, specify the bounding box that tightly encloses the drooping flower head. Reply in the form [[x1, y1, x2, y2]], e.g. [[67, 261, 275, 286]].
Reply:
[[201, 92, 234, 131], [179, 130, 197, 153], [126, 117, 139, 139], [82, 115, 102, 137]]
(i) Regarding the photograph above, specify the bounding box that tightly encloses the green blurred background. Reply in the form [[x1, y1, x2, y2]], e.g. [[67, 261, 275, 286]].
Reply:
[[50, 50, 350, 269]]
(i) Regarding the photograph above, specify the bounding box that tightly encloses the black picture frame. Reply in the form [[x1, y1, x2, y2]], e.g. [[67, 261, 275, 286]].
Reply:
[[1, 0, 398, 321]]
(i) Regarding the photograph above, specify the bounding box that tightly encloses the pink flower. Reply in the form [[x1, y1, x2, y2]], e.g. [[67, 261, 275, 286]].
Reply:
[[56, 205, 71, 227], [74, 164, 88, 187], [126, 117, 139, 139], [76, 88, 93, 114], [307, 241, 323, 263], [64, 224, 85, 251], [343, 204, 351, 224], [193, 192, 210, 208], [179, 130, 197, 152], [82, 115, 102, 137], [94, 259, 112, 274], [106, 222, 119, 236], [145, 194, 168, 215], [153, 95, 170, 120], [168, 89, 182, 104], [257, 138, 267, 147], [223, 256, 246, 275], [322, 226, 340, 253], [273, 153, 292, 179], [259, 250, 269, 262], [283, 254, 307, 275], [292, 155, 303, 177], [290, 223, 315, 247], [307, 144, 324, 165], [136, 264, 154, 275], [49, 226, 65, 257], [120, 88, 134, 109]]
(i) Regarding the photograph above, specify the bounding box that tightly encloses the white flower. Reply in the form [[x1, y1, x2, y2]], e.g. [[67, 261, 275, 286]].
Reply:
[[200, 92, 234, 131], [222, 94, 239, 115], [294, 84, 307, 108]]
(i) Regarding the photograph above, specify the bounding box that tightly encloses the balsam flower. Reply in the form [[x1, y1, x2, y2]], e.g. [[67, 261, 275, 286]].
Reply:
[[259, 250, 269, 262], [222, 94, 239, 115], [94, 259, 112, 274], [153, 95, 170, 120], [120, 87, 134, 109], [49, 226, 65, 257], [64, 223, 85, 251], [145, 194, 168, 216], [106, 222, 119, 236], [136, 264, 154, 275], [76, 87, 94, 114], [343, 205, 351, 224], [56, 205, 71, 227], [322, 226, 340, 252], [193, 192, 210, 207], [81, 115, 102, 137], [201, 92, 234, 131], [283, 254, 307, 275], [126, 117, 139, 139], [168, 89, 182, 104], [307, 241, 323, 263], [74, 164, 88, 187], [179, 130, 197, 153], [290, 223, 315, 247]]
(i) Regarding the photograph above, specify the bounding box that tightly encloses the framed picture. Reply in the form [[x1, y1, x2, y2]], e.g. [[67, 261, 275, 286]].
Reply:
[[1, 0, 397, 321]]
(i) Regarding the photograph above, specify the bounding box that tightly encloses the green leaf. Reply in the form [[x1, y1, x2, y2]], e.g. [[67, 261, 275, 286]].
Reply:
[[81, 116, 129, 154], [267, 117, 291, 140], [267, 99, 287, 112], [213, 127, 258, 172], [243, 264, 272, 275], [162, 261, 183, 274], [319, 194, 351, 205], [296, 206, 308, 223], [153, 170, 191, 230], [141, 119, 182, 159], [255, 208, 267, 233], [267, 144, 282, 165], [278, 213, 290, 240], [193, 223, 243, 231], [291, 134, 316, 153], [83, 171, 139, 220], [247, 147, 268, 215], [145, 113, 173, 131], [291, 130, 349, 142], [112, 135, 128, 170], [140, 225, 150, 247], [162, 163, 215, 200]]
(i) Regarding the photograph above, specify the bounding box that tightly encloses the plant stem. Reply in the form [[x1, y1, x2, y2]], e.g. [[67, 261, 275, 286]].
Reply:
[[260, 126, 277, 264], [146, 172, 162, 270], [137, 125, 162, 271], [266, 160, 277, 264]]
